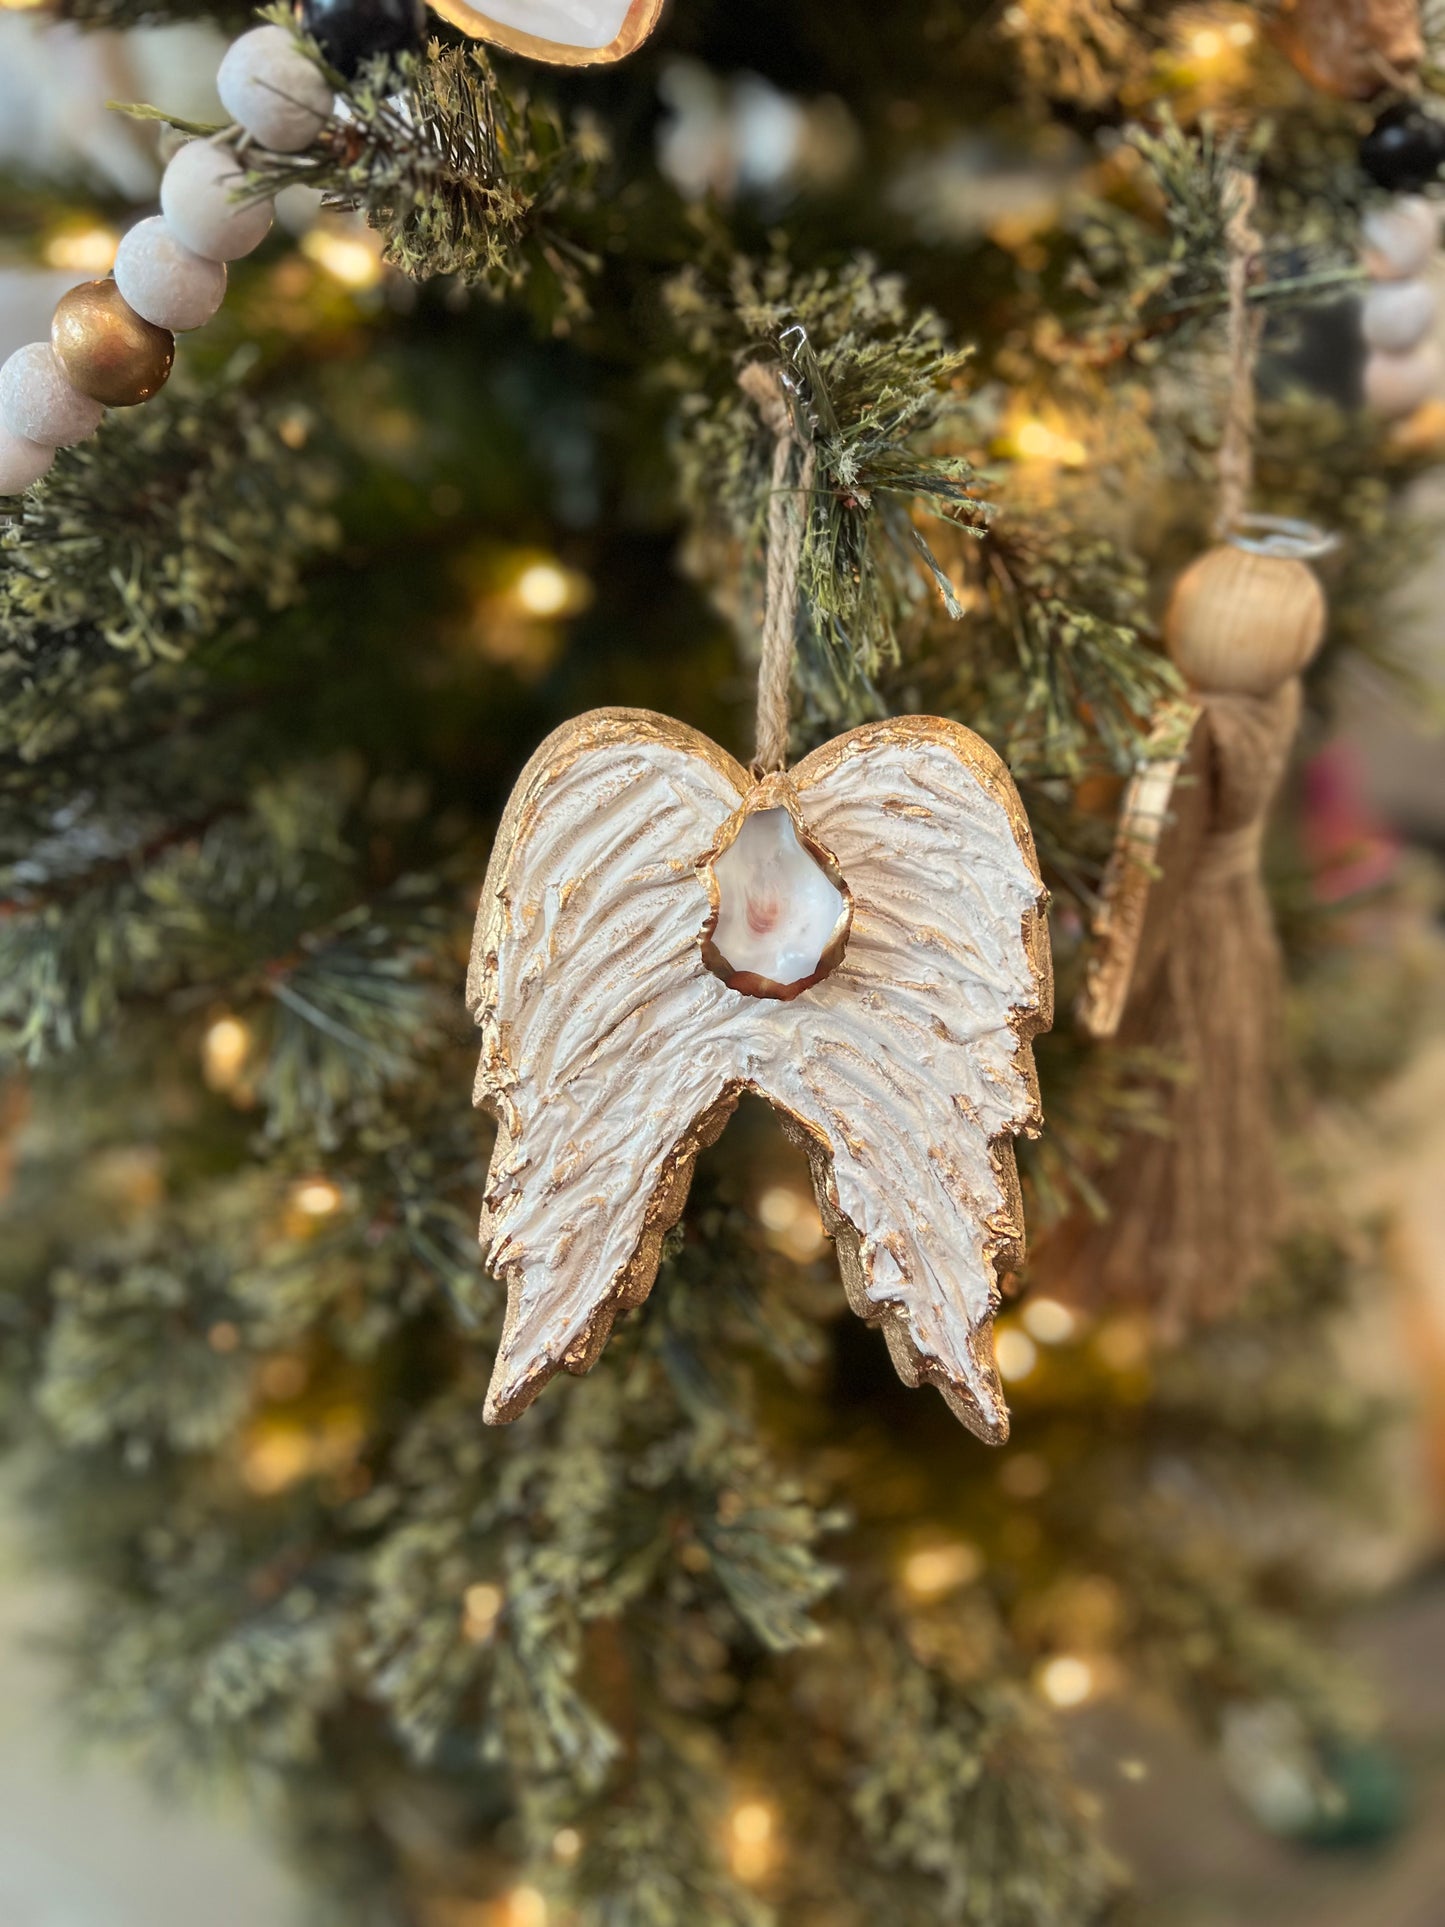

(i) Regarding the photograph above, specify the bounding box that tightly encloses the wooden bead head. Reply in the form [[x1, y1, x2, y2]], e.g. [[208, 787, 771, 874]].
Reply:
[[1164, 544, 1327, 696]]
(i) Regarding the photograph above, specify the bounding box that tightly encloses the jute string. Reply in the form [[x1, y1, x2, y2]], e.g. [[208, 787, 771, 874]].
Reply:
[[1216, 169, 1264, 540], [740, 362, 818, 773]]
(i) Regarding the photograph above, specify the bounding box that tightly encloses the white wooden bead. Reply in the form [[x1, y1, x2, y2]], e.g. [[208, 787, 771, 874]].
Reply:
[[1362, 278, 1438, 355], [0, 343, 104, 448], [160, 140, 274, 264], [218, 26, 333, 154], [114, 217, 228, 332], [1364, 340, 1443, 417], [1362, 197, 1439, 282], [0, 425, 55, 494]]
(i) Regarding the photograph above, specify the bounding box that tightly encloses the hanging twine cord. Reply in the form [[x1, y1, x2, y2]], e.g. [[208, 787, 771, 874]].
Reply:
[[1216, 168, 1265, 539], [740, 361, 818, 772]]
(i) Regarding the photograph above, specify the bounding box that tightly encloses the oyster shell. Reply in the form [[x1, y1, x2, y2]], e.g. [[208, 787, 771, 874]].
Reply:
[[704, 807, 849, 1001]]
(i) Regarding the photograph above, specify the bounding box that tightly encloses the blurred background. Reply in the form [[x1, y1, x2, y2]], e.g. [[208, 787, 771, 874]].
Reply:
[[3, 2, 1445, 1924]]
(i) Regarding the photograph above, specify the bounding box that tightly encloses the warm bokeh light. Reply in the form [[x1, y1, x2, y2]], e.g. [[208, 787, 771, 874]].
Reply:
[[757, 1182, 828, 1262], [242, 1407, 365, 1495], [551, 1827, 582, 1863], [1172, 5, 1258, 80], [507, 558, 593, 622], [42, 224, 119, 273], [901, 1540, 983, 1600], [301, 225, 385, 290], [1093, 1315, 1151, 1373], [1038, 1655, 1096, 1708], [514, 562, 573, 618], [292, 1177, 344, 1220], [1013, 417, 1087, 467], [202, 1014, 253, 1092], [463, 1582, 504, 1644], [729, 1800, 776, 1883], [496, 1887, 547, 1927], [242, 1426, 314, 1495], [1022, 1297, 1077, 1345], [995, 1328, 1039, 1382]]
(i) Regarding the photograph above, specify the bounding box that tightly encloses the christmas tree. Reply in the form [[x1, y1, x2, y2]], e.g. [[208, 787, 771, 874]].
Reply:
[[1, 0, 1441, 1920]]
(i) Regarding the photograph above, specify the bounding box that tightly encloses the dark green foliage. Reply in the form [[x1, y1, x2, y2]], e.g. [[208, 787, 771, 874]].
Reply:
[[0, 2, 1433, 1923]]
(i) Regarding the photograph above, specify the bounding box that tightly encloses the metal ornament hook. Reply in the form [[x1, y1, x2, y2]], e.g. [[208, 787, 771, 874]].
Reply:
[[1227, 513, 1340, 561]]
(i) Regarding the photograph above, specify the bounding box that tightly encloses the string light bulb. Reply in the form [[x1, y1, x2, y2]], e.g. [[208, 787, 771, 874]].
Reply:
[[202, 1014, 253, 1092], [994, 1327, 1038, 1381], [300, 224, 384, 290], [729, 1800, 776, 1883], [291, 1176, 343, 1220], [1022, 1297, 1077, 1344], [509, 558, 592, 620], [1038, 1655, 1096, 1708], [756, 1182, 828, 1261], [496, 1889, 547, 1927], [43, 224, 119, 273], [901, 1540, 983, 1601], [1013, 418, 1087, 467], [463, 1582, 504, 1643]]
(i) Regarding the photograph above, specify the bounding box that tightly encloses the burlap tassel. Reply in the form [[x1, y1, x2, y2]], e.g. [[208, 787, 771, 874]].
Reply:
[[1040, 167, 1332, 1328], [1066, 681, 1305, 1329]]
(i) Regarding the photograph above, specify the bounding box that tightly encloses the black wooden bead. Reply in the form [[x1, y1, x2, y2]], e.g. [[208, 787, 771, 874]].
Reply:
[[299, 0, 428, 79], [1360, 101, 1445, 193]]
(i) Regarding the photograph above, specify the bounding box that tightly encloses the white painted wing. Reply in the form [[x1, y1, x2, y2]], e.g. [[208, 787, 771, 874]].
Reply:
[[469, 709, 1052, 1439]]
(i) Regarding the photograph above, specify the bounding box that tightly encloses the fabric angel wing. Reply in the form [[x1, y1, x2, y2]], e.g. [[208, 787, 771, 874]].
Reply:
[[468, 707, 1052, 1441]]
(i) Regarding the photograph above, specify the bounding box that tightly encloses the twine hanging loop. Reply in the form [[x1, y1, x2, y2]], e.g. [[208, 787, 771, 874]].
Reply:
[[1216, 168, 1265, 540], [739, 360, 817, 773]]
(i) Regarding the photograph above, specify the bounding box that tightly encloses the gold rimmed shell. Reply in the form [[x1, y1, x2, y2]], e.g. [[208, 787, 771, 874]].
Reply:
[[426, 0, 665, 64]]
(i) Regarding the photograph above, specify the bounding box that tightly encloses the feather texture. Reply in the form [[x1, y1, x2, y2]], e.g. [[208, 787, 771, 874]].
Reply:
[[468, 709, 1052, 1440]]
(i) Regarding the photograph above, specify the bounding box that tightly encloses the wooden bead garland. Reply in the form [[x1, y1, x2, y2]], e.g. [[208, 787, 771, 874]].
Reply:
[[0, 12, 664, 500], [51, 280, 175, 409], [0, 23, 310, 496], [1360, 194, 1442, 420]]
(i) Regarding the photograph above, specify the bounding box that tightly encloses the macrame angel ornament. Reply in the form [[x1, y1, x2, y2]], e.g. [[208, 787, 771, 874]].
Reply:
[[1065, 524, 1328, 1328], [468, 368, 1052, 1441], [430, 0, 664, 62]]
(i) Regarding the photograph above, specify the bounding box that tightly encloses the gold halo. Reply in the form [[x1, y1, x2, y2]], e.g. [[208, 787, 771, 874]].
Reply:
[[427, 0, 665, 63]]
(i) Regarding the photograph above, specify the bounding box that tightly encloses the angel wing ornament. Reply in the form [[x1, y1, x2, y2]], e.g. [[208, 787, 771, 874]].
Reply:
[[429, 0, 665, 63], [468, 708, 1053, 1442]]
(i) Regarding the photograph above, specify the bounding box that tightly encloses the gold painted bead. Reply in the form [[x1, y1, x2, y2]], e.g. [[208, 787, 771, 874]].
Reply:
[[50, 280, 175, 409]]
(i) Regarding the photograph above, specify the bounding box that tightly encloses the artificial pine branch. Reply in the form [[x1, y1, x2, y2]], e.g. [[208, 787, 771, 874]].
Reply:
[[125, 25, 606, 312], [0, 378, 335, 682]]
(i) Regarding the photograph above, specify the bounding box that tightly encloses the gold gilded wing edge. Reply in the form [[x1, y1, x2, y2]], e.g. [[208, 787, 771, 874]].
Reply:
[[469, 710, 1054, 1444]]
